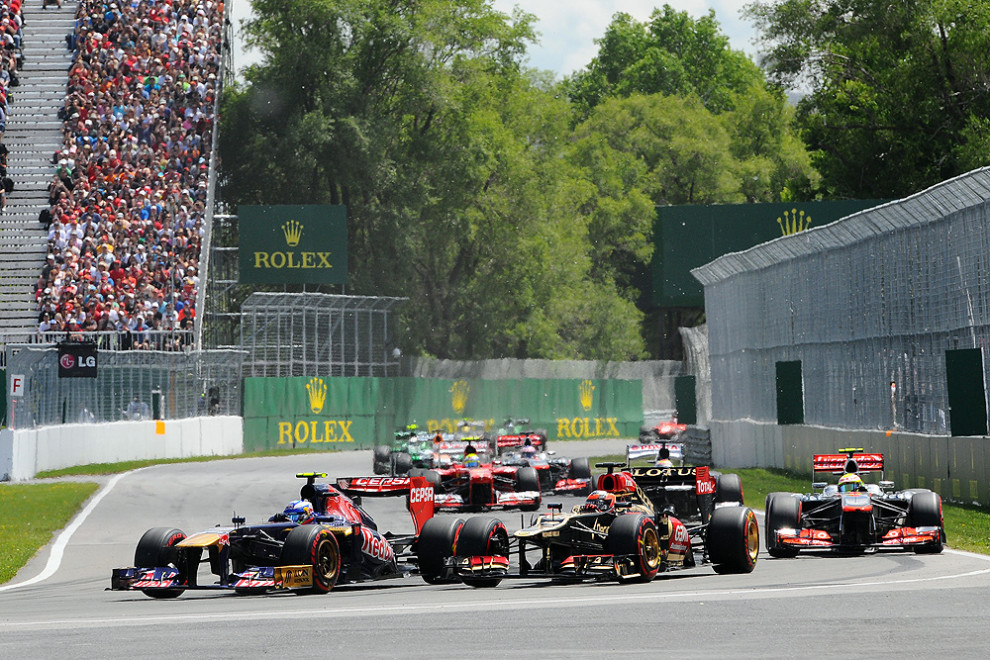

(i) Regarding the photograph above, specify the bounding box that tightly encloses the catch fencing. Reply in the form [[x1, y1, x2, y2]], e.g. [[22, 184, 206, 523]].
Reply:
[[4, 345, 244, 429], [693, 167, 990, 435]]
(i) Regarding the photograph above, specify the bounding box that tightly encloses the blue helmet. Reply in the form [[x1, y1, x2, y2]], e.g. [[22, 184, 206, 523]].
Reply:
[[282, 499, 314, 524], [463, 452, 480, 468]]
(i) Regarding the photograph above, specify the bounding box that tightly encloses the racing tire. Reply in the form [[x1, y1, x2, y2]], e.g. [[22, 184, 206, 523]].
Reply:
[[907, 490, 945, 554], [607, 514, 661, 583], [516, 467, 542, 511], [134, 527, 187, 598], [373, 446, 391, 474], [714, 473, 744, 506], [392, 452, 413, 475], [280, 526, 341, 594], [765, 493, 801, 558], [707, 506, 760, 573], [417, 516, 465, 584], [570, 457, 592, 480], [420, 469, 442, 491], [455, 517, 509, 588]]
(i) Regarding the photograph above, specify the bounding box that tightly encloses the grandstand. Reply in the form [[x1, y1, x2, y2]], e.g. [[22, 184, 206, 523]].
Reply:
[[0, 2, 72, 338], [0, 0, 224, 359]]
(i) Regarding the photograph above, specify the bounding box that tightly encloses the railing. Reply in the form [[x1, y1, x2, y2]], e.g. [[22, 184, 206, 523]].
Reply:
[[0, 330, 195, 367]]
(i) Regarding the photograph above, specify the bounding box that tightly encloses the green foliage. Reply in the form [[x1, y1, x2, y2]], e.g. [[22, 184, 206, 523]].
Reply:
[[222, 0, 649, 359], [746, 0, 990, 198], [0, 482, 99, 584], [566, 5, 764, 118]]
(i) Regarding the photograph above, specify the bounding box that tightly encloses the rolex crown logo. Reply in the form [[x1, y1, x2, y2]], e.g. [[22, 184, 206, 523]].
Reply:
[[579, 379, 595, 411], [306, 377, 327, 414], [776, 208, 812, 236], [451, 380, 469, 415], [282, 220, 303, 247]]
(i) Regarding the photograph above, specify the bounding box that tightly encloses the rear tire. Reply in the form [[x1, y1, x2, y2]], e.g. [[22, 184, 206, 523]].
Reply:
[[607, 514, 661, 582], [280, 526, 341, 594], [907, 491, 945, 554], [707, 506, 760, 573], [417, 517, 465, 584], [134, 527, 187, 599], [714, 473, 744, 505], [455, 517, 509, 587], [765, 493, 801, 558]]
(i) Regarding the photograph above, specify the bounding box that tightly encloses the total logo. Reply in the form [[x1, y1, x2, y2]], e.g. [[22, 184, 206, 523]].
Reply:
[[60, 354, 96, 369]]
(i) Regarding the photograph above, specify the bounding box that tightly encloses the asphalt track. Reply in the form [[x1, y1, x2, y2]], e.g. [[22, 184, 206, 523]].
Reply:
[[2, 439, 989, 659]]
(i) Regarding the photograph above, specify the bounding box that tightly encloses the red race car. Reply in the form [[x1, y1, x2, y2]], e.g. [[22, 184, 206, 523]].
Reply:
[[410, 444, 542, 512]]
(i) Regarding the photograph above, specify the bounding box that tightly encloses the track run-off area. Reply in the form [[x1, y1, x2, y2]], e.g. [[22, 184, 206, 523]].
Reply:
[[2, 440, 989, 658]]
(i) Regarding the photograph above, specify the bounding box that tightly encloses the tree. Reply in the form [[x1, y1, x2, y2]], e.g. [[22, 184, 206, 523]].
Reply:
[[567, 5, 764, 118], [745, 0, 990, 198], [220, 0, 646, 360]]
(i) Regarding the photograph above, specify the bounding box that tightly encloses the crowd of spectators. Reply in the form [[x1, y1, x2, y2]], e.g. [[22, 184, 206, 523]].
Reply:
[[34, 0, 223, 349], [0, 0, 24, 215]]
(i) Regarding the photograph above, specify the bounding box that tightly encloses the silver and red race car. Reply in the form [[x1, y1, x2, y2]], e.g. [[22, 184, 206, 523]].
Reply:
[[638, 417, 687, 443], [109, 472, 495, 597], [765, 448, 946, 556]]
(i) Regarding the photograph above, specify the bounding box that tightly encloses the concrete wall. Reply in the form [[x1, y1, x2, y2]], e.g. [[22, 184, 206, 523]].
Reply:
[[711, 419, 990, 506], [0, 416, 243, 482]]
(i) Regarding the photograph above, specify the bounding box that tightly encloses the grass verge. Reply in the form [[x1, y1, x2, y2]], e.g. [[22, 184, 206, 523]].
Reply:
[[591, 456, 990, 556], [0, 482, 100, 584]]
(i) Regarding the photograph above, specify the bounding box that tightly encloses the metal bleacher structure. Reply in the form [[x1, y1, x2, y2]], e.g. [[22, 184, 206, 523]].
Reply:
[[0, 3, 74, 344]]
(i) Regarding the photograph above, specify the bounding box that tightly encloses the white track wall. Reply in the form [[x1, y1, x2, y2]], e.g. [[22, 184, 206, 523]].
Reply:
[[0, 416, 243, 481]]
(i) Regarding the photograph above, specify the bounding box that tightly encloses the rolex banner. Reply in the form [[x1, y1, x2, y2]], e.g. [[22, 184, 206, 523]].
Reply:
[[238, 205, 348, 285], [241, 376, 643, 451]]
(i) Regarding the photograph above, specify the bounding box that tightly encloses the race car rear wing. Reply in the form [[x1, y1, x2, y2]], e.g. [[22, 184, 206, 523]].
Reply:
[[626, 442, 684, 464], [336, 475, 435, 534], [628, 465, 716, 496], [812, 452, 884, 474], [496, 433, 547, 453]]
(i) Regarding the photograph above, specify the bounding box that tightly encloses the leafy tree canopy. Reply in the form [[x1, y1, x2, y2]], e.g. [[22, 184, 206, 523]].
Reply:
[[745, 0, 990, 198]]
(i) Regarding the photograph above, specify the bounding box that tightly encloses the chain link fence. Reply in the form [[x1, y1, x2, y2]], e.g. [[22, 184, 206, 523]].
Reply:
[[5, 345, 245, 429], [240, 292, 406, 378], [693, 167, 990, 434]]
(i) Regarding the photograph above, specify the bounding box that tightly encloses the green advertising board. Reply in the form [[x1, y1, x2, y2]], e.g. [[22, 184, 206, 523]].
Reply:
[[242, 376, 644, 451], [653, 200, 887, 307], [238, 205, 348, 285]]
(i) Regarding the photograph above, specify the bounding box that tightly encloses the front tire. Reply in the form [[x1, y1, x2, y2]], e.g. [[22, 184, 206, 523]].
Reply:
[[515, 467, 542, 511], [134, 527, 188, 598], [707, 506, 760, 573], [907, 491, 945, 554], [455, 517, 509, 588], [764, 493, 801, 558], [607, 514, 661, 583], [417, 517, 465, 584], [280, 526, 341, 594]]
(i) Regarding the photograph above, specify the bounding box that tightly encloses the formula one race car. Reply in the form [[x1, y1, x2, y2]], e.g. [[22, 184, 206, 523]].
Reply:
[[436, 462, 759, 587], [410, 455, 542, 512], [638, 417, 687, 443], [626, 440, 685, 466], [109, 473, 481, 597], [496, 449, 593, 495], [764, 448, 946, 556], [372, 426, 439, 475]]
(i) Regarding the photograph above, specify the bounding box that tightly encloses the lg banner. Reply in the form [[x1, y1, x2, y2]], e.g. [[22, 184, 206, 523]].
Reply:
[[57, 341, 98, 378]]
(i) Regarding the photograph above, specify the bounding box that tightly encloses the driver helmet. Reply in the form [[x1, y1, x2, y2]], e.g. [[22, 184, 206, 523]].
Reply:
[[282, 499, 315, 524], [838, 473, 864, 493], [521, 439, 537, 456], [581, 490, 616, 513], [656, 458, 674, 468], [463, 452, 480, 468]]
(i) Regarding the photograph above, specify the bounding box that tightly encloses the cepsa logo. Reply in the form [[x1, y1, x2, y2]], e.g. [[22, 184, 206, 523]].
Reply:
[[556, 417, 619, 439], [410, 487, 434, 504]]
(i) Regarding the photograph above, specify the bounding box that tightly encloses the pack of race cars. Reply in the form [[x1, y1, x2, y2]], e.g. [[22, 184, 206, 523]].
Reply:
[[109, 442, 945, 599]]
